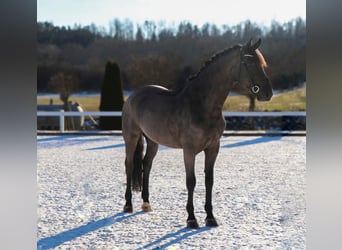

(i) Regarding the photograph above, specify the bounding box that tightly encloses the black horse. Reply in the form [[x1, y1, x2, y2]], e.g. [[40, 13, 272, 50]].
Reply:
[[122, 39, 273, 228]]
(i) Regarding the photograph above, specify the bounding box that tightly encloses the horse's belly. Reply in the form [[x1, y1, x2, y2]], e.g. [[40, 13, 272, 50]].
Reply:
[[142, 127, 182, 148]]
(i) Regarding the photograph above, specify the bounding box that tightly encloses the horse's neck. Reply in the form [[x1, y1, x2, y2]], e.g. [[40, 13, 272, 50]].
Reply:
[[186, 48, 240, 113]]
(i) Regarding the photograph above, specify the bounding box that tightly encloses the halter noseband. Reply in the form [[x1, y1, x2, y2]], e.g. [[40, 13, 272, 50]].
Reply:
[[237, 48, 260, 94]]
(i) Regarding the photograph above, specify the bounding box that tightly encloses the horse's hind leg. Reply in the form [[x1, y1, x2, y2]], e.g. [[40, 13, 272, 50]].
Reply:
[[141, 137, 158, 212], [123, 133, 143, 213]]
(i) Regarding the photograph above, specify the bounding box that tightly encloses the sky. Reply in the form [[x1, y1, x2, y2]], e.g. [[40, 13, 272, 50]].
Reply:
[[37, 0, 306, 29]]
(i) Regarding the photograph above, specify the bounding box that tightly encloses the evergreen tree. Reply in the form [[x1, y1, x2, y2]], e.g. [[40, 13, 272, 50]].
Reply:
[[99, 61, 124, 130]]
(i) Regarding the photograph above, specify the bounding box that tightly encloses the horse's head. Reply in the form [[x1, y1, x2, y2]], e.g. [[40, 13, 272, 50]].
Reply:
[[238, 38, 273, 101]]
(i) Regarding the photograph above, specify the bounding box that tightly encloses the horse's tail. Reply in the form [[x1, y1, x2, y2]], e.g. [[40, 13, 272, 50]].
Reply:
[[132, 135, 144, 192]]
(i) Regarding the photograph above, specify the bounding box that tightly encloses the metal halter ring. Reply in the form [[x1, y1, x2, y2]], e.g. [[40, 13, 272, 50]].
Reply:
[[252, 85, 260, 94]]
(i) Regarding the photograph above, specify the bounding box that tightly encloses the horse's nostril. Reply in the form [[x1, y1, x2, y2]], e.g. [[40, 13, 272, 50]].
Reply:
[[266, 91, 273, 100]]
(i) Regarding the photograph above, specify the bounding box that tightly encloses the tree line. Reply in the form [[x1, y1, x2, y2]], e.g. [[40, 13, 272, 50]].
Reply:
[[37, 18, 305, 93]]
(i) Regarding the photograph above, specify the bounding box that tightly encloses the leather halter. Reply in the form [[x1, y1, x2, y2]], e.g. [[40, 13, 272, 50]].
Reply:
[[237, 48, 260, 94]]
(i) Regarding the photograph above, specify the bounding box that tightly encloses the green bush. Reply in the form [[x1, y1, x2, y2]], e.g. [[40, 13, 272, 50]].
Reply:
[[99, 61, 124, 130]]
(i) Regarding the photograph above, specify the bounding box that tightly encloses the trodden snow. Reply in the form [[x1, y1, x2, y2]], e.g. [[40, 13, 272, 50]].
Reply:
[[37, 134, 305, 249]]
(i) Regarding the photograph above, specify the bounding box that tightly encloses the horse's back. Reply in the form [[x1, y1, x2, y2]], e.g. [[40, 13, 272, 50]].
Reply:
[[123, 85, 177, 119], [122, 85, 185, 147]]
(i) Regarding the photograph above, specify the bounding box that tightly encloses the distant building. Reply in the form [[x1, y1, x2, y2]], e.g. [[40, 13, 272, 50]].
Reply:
[[37, 100, 84, 130]]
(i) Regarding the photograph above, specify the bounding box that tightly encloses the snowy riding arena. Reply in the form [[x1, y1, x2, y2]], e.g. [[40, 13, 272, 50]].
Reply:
[[37, 133, 306, 249]]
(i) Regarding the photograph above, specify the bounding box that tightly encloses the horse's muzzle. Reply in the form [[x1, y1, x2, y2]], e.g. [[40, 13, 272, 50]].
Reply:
[[256, 88, 273, 101]]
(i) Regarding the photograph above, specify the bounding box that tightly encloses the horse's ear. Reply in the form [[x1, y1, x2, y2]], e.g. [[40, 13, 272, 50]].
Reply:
[[245, 38, 253, 49], [251, 38, 262, 50]]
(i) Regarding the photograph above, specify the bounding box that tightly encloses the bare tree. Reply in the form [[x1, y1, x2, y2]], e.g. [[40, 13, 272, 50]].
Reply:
[[47, 73, 80, 129], [126, 54, 179, 89], [48, 73, 80, 108]]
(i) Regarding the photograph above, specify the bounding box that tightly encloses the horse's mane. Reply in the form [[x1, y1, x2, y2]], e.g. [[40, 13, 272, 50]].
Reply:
[[188, 45, 241, 81], [256, 49, 268, 68], [187, 45, 268, 82]]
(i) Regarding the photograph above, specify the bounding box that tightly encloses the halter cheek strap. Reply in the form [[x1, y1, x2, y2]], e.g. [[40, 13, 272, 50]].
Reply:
[[238, 48, 260, 94]]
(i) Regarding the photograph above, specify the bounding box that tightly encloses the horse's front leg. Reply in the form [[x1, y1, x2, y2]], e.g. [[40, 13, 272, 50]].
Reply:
[[183, 149, 198, 228], [204, 141, 219, 227]]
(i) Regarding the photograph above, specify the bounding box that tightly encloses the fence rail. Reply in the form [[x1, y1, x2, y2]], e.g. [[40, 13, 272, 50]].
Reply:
[[37, 111, 306, 133]]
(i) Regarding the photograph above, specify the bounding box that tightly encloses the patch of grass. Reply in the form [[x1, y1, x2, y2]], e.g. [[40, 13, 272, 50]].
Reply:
[[223, 87, 306, 111], [37, 96, 101, 111], [37, 87, 306, 112]]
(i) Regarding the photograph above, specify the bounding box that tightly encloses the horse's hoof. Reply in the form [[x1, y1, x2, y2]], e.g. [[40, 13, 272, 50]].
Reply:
[[141, 202, 152, 212], [123, 205, 133, 213], [187, 219, 199, 229], [205, 218, 218, 227]]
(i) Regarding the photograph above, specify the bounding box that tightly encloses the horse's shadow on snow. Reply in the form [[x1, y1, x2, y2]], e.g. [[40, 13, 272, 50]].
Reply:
[[37, 211, 144, 249], [138, 226, 212, 250], [37, 211, 212, 249], [221, 135, 283, 148], [85, 143, 170, 151], [86, 143, 125, 150]]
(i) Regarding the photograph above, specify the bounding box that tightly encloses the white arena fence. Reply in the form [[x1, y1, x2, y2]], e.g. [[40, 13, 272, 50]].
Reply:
[[37, 111, 306, 134]]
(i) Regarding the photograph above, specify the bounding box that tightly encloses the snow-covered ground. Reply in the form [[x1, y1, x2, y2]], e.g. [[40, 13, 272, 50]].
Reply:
[[37, 135, 306, 249]]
